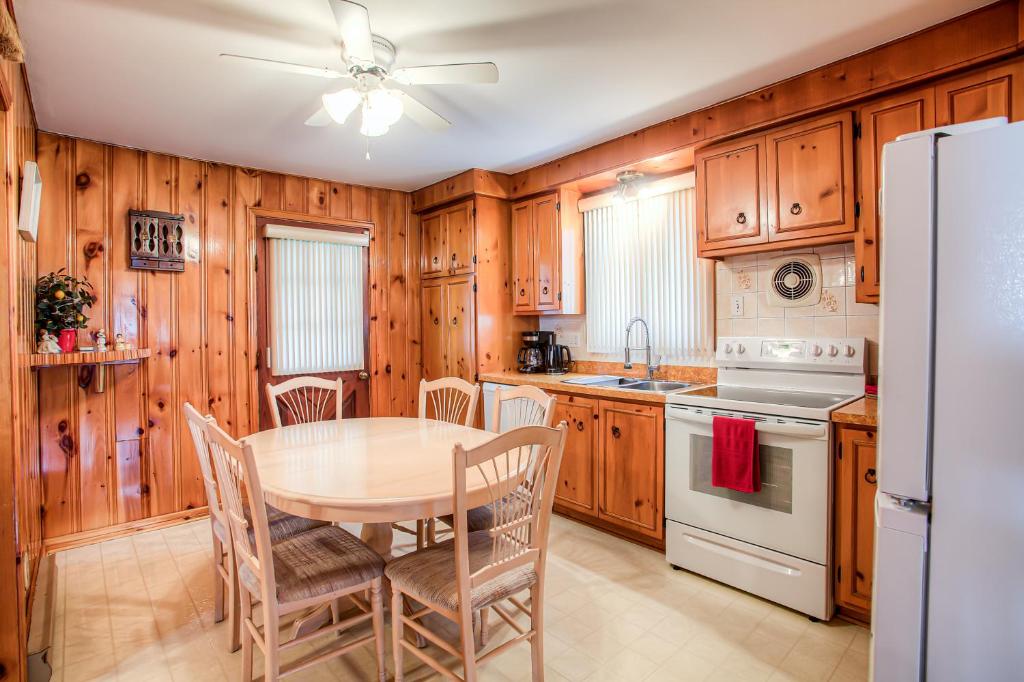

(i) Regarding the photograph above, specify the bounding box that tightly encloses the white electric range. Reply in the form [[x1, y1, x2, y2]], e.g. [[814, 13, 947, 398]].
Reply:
[[664, 336, 866, 620]]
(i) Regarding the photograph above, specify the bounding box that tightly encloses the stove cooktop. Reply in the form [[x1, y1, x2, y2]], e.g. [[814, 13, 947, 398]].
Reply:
[[681, 385, 856, 410]]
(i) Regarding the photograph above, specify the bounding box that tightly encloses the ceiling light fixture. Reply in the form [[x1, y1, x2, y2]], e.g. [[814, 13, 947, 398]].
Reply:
[[613, 170, 645, 204], [322, 72, 405, 138]]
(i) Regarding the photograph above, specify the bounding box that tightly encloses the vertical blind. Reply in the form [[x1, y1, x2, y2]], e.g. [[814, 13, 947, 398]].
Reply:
[[268, 237, 365, 376], [583, 188, 714, 361]]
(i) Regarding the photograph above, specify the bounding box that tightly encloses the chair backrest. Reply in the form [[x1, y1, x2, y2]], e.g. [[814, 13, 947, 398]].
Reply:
[[451, 423, 568, 614], [418, 377, 481, 426], [492, 385, 556, 433], [183, 402, 226, 528], [265, 376, 344, 428], [205, 420, 275, 598]]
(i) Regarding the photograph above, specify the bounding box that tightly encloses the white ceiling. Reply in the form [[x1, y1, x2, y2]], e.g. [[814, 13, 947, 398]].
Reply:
[[17, 0, 991, 191]]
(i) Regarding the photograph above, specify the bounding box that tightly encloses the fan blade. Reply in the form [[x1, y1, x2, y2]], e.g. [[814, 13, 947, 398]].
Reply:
[[220, 53, 347, 79], [304, 107, 334, 127], [329, 0, 374, 66], [390, 62, 499, 85], [394, 91, 451, 131]]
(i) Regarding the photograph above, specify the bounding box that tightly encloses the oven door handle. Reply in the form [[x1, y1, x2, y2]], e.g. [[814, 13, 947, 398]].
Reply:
[[666, 409, 827, 439]]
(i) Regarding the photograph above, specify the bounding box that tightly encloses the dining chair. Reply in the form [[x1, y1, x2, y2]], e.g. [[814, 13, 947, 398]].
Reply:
[[386, 422, 568, 682], [491, 385, 557, 433], [205, 419, 388, 682], [182, 402, 328, 652], [265, 376, 345, 428], [414, 377, 482, 548]]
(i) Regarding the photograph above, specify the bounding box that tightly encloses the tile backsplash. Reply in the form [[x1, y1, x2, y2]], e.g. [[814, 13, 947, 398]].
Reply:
[[716, 243, 879, 375]]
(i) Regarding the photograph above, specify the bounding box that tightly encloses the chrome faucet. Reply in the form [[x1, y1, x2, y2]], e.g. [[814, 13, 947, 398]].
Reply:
[[624, 316, 660, 379]]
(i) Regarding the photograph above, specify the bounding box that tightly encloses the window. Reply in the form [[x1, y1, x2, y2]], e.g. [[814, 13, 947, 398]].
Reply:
[[583, 185, 714, 362], [265, 225, 368, 376]]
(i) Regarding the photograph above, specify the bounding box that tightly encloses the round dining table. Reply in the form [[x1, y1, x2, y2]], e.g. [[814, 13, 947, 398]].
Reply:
[[243, 417, 499, 558]]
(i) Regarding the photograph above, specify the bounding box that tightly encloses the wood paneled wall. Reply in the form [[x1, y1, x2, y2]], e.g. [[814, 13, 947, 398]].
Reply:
[[1, 58, 39, 681], [35, 132, 420, 544]]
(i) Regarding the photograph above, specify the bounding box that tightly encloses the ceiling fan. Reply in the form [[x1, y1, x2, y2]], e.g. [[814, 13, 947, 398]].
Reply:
[[220, 0, 498, 138]]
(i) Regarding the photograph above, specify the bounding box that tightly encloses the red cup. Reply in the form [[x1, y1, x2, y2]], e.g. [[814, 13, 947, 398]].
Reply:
[[58, 329, 77, 353]]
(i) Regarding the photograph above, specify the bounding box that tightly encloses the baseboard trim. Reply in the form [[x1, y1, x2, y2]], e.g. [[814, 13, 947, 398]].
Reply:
[[43, 507, 209, 553]]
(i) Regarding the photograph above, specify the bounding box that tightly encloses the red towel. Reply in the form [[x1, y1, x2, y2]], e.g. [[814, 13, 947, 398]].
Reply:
[[712, 416, 760, 493]]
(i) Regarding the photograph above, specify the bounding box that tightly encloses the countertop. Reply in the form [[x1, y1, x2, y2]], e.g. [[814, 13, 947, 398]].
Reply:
[[831, 396, 877, 427], [477, 371, 696, 405]]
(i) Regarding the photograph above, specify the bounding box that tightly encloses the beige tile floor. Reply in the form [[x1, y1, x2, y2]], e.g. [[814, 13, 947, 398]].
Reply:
[[47, 516, 868, 682]]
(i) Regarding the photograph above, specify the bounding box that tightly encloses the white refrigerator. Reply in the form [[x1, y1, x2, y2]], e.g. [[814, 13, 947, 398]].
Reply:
[[872, 117, 1024, 681]]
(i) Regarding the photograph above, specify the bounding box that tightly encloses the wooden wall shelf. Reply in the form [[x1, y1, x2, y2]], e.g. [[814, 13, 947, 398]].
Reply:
[[29, 348, 151, 368]]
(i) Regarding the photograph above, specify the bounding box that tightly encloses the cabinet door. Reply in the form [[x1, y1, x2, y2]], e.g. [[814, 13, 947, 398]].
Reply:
[[551, 393, 598, 514], [767, 111, 856, 242], [445, 275, 476, 383], [421, 211, 447, 279], [696, 135, 768, 253], [446, 201, 476, 276], [421, 280, 447, 381], [835, 426, 878, 618], [597, 400, 664, 540], [511, 199, 535, 312], [935, 62, 1024, 126], [533, 194, 561, 310], [856, 89, 935, 302]]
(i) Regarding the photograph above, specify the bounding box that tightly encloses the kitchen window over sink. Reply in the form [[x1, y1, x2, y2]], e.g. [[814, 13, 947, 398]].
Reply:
[[582, 176, 714, 363]]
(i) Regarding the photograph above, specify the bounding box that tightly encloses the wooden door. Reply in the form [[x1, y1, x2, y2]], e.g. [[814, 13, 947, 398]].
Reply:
[[421, 210, 447, 279], [551, 393, 598, 515], [511, 199, 535, 312], [935, 61, 1024, 126], [696, 134, 768, 254], [835, 426, 878, 619], [767, 111, 856, 242], [256, 218, 370, 430], [597, 400, 664, 540], [445, 275, 476, 382], [445, 201, 476, 276], [533, 194, 560, 311], [856, 88, 935, 302], [420, 279, 447, 381]]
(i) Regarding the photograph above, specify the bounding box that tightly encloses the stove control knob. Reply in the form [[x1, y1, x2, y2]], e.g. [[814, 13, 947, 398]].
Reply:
[[811, 344, 823, 357], [845, 345, 856, 358], [828, 344, 839, 357], [723, 343, 733, 354], [737, 343, 746, 354]]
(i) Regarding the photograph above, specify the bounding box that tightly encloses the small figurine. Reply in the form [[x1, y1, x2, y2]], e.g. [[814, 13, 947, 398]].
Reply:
[[37, 330, 61, 354], [114, 333, 127, 351], [96, 328, 107, 352]]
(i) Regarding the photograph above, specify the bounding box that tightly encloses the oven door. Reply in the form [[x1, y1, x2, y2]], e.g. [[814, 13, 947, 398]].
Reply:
[[665, 404, 830, 564]]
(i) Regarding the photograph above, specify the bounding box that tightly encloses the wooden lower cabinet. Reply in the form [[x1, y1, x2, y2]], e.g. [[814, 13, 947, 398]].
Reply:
[[420, 275, 476, 383], [834, 424, 878, 621], [551, 393, 665, 546]]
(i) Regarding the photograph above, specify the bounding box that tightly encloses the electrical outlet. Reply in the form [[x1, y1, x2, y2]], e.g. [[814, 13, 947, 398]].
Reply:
[[560, 332, 581, 347], [730, 295, 744, 318]]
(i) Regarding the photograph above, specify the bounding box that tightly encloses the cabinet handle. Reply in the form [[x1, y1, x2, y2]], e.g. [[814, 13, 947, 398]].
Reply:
[[860, 266, 865, 283], [611, 425, 621, 439], [736, 212, 747, 225], [433, 317, 439, 326], [519, 288, 526, 297], [576, 421, 584, 432], [865, 468, 877, 485], [451, 253, 457, 261], [432, 256, 439, 265], [542, 286, 549, 295], [451, 317, 458, 326], [790, 202, 803, 216]]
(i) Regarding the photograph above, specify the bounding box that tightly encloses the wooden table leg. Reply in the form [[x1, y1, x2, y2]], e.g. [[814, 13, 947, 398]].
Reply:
[[361, 522, 395, 560]]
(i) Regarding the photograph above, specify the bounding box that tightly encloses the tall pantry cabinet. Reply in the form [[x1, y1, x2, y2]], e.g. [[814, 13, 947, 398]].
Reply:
[[417, 195, 536, 390]]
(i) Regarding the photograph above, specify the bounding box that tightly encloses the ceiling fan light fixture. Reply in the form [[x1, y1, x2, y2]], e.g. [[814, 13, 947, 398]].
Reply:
[[364, 88, 404, 127], [322, 87, 361, 124]]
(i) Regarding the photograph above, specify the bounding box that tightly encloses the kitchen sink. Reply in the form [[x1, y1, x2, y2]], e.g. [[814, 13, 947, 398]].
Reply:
[[588, 377, 644, 387], [561, 375, 692, 393], [620, 380, 692, 393]]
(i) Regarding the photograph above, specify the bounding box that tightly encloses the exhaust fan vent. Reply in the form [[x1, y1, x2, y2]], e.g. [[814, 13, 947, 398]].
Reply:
[[767, 254, 822, 308]]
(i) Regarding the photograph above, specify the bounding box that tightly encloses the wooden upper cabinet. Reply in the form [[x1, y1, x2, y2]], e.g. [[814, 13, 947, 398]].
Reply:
[[551, 393, 598, 514], [835, 425, 878, 620], [420, 200, 475, 279], [935, 62, 1024, 126], [767, 112, 855, 242], [510, 188, 583, 315], [597, 400, 664, 540], [696, 135, 768, 252], [856, 88, 935, 303]]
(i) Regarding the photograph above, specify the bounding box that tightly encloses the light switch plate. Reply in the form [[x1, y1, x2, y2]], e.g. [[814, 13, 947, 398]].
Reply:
[[559, 332, 581, 347], [730, 295, 744, 317]]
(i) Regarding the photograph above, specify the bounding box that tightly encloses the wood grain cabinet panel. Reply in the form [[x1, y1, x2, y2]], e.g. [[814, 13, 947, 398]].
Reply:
[[834, 425, 877, 621], [597, 400, 664, 541], [532, 194, 560, 310], [420, 200, 475, 279], [511, 200, 535, 311], [421, 212, 447, 279], [509, 188, 583, 315], [767, 112, 856, 242], [696, 136, 768, 251], [935, 62, 1024, 126], [420, 280, 447, 381], [551, 393, 598, 514], [856, 88, 935, 302], [446, 276, 476, 383]]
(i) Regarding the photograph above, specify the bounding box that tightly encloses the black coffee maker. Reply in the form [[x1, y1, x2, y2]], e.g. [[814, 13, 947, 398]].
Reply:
[[516, 331, 553, 373]]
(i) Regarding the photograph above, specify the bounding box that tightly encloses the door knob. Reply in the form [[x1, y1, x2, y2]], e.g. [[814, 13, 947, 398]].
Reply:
[[790, 202, 803, 215], [358, 371, 369, 380], [865, 468, 877, 484]]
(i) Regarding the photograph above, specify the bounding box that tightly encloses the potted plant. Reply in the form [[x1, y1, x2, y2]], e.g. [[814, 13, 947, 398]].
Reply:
[[35, 270, 96, 353]]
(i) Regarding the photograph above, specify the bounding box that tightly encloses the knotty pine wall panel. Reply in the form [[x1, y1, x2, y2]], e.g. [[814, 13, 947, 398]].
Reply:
[[35, 132, 421, 543]]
